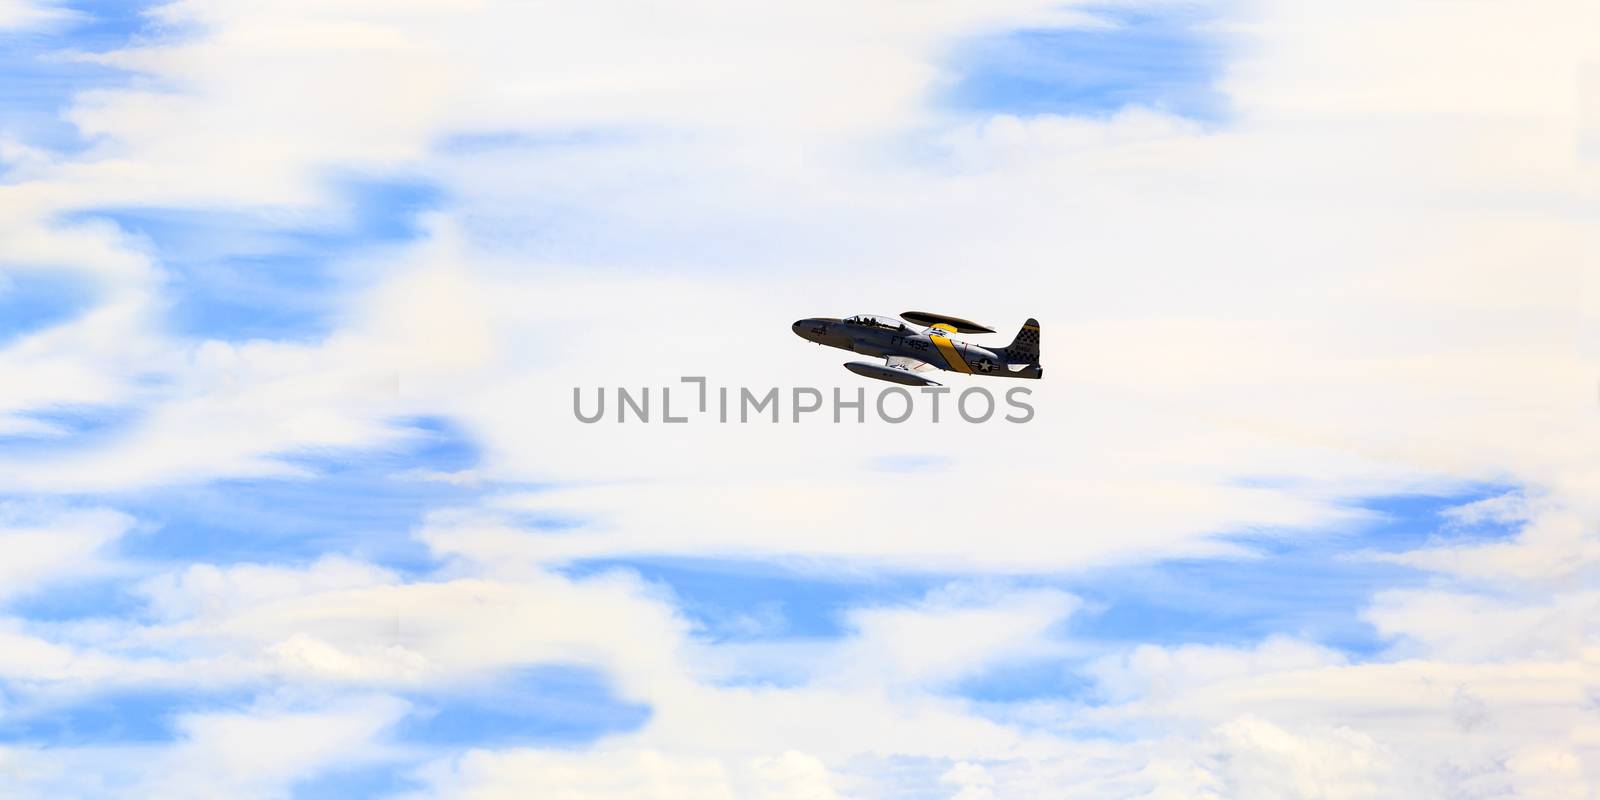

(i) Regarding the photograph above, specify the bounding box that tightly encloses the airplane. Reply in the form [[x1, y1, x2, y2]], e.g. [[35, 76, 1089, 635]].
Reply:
[[791, 310, 1041, 386]]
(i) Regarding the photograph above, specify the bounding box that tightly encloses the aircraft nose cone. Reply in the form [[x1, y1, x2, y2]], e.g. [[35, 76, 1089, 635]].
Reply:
[[792, 319, 808, 337]]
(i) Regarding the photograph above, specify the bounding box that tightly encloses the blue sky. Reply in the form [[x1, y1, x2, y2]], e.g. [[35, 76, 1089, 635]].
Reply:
[[0, 0, 1589, 797], [62, 177, 445, 341], [0, 1, 151, 153], [947, 7, 1228, 122], [0, 270, 99, 346]]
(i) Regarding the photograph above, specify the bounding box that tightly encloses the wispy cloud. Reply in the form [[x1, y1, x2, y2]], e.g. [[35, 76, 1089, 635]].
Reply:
[[0, 0, 1594, 795]]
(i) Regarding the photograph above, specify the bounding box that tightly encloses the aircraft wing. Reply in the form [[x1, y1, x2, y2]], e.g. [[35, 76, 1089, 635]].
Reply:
[[886, 355, 933, 372]]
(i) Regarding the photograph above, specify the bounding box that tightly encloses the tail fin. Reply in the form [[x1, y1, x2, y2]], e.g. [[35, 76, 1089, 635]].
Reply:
[[1003, 318, 1040, 364]]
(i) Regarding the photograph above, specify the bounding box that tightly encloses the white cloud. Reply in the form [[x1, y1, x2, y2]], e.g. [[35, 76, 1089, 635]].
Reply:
[[0, 696, 409, 799], [413, 748, 863, 800], [0, 506, 132, 600], [137, 555, 401, 620], [826, 585, 1078, 689], [1366, 588, 1600, 662], [0, 0, 69, 31], [1198, 716, 1417, 800], [1086, 637, 1348, 704], [155, 695, 408, 796]]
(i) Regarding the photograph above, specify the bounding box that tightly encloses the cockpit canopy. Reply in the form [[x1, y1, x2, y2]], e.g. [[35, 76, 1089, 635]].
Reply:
[[844, 314, 909, 331]]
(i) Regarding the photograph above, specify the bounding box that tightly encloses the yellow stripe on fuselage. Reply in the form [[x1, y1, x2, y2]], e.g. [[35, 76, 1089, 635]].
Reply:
[[930, 335, 972, 374]]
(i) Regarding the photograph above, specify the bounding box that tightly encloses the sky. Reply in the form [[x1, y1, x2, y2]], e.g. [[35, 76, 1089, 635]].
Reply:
[[0, 0, 1596, 797]]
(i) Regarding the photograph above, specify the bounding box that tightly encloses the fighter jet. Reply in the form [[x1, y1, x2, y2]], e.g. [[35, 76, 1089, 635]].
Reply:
[[791, 310, 1042, 386]]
